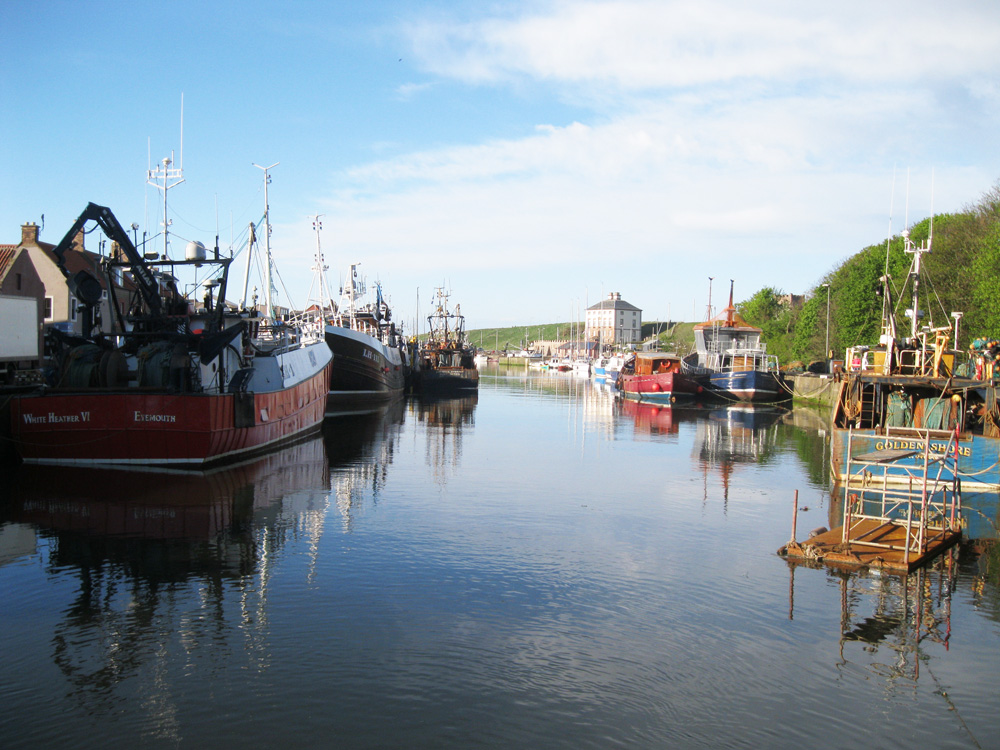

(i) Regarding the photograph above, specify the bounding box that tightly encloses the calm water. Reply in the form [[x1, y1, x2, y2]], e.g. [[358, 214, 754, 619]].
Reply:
[[2, 367, 998, 749]]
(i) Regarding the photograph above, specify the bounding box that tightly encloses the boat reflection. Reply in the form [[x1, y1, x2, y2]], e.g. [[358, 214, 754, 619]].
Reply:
[[2, 435, 330, 554], [408, 393, 478, 485], [326, 397, 406, 529], [616, 398, 705, 438], [0, 435, 333, 708]]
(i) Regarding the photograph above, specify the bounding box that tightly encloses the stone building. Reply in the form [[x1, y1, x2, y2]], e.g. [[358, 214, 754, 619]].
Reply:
[[585, 292, 642, 349]]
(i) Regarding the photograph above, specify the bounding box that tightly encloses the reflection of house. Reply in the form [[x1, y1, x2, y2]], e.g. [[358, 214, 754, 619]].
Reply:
[[585, 292, 641, 347], [11, 221, 130, 337]]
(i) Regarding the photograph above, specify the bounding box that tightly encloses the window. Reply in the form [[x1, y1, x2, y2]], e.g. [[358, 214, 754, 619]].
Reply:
[[44, 297, 53, 320], [70, 296, 78, 322], [16, 273, 22, 291]]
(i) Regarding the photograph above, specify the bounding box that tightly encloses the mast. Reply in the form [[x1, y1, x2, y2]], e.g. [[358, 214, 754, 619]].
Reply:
[[253, 162, 279, 319], [145, 94, 185, 260], [306, 214, 334, 316], [240, 222, 256, 310], [903, 229, 930, 341]]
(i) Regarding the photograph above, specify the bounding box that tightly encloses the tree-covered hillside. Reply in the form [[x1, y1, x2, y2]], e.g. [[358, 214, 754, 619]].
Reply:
[[736, 181, 1000, 367]]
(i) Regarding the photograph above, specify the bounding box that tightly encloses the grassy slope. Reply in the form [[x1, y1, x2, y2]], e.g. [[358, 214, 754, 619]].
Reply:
[[465, 321, 697, 353]]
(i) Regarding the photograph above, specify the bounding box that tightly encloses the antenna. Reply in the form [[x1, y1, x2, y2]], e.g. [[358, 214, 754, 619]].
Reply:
[[928, 167, 935, 249], [146, 99, 186, 259], [252, 162, 279, 319], [306, 214, 335, 315]]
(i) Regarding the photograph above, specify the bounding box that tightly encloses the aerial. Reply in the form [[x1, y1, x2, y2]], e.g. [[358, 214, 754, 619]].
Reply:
[[2, 0, 999, 328]]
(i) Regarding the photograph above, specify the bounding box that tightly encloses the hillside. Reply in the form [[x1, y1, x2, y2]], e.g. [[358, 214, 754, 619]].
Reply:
[[465, 321, 696, 353]]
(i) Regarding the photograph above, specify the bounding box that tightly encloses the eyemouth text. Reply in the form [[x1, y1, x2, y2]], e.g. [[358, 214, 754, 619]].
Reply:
[[134, 411, 177, 423]]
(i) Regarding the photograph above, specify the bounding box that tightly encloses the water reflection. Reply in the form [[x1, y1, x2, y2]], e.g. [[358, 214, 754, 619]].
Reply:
[[408, 394, 478, 485], [0, 404, 406, 728], [787, 554, 960, 685], [0, 435, 332, 724], [327, 398, 406, 529]]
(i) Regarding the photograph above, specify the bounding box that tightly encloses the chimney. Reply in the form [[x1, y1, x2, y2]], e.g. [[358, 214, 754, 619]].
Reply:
[[20, 222, 39, 246]]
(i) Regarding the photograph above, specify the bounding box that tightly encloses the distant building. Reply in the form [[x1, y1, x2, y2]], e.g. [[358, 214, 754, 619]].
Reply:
[[0, 240, 46, 368], [778, 293, 804, 309], [11, 221, 131, 338], [585, 292, 641, 348]]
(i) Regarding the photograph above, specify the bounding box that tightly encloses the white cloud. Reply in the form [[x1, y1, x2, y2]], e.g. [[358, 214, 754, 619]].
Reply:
[[278, 1, 1000, 325], [407, 1, 1000, 92]]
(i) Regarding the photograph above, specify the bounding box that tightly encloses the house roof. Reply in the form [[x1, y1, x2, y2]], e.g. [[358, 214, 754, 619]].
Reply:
[[588, 298, 641, 312], [0, 246, 16, 284]]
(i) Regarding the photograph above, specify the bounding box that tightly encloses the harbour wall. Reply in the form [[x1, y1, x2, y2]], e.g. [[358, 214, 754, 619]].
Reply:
[[786, 374, 839, 410]]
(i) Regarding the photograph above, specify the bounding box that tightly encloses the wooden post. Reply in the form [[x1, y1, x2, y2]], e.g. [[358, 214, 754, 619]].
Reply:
[[790, 489, 799, 544]]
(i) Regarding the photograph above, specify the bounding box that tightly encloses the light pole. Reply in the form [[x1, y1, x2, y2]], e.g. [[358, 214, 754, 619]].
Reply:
[[822, 283, 831, 373]]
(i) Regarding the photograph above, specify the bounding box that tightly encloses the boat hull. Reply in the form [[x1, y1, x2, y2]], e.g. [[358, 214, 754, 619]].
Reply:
[[618, 371, 701, 403], [325, 325, 406, 408], [831, 427, 1000, 492], [9, 361, 332, 467], [705, 370, 787, 402], [414, 367, 479, 395]]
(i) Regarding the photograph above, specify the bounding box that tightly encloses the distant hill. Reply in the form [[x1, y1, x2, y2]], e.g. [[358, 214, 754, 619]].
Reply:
[[464, 321, 696, 353]]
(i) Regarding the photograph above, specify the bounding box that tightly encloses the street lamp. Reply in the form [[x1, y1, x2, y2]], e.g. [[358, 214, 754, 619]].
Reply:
[[822, 283, 831, 373]]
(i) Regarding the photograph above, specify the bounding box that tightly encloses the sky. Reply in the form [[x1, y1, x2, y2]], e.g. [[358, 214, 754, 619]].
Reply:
[[3, 0, 1000, 332]]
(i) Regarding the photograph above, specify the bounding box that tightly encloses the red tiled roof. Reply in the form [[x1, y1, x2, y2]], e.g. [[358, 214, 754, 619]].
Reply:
[[0, 246, 16, 284]]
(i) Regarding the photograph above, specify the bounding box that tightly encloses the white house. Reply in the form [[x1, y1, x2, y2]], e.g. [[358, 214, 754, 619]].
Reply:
[[585, 292, 641, 349]]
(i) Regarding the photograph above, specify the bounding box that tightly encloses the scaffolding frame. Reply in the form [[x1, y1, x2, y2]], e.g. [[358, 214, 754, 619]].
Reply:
[[842, 426, 964, 567]]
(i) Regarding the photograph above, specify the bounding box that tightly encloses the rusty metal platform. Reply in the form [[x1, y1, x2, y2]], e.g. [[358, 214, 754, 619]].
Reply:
[[778, 520, 961, 572]]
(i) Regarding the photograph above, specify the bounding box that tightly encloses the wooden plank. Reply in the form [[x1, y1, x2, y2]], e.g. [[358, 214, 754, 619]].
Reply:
[[778, 520, 961, 573], [850, 448, 920, 463]]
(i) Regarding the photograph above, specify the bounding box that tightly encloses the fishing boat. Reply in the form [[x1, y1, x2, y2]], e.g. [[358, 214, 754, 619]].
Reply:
[[8, 194, 332, 467], [616, 352, 703, 403], [596, 353, 628, 383], [830, 227, 1000, 490], [323, 262, 408, 410], [681, 281, 788, 402], [411, 288, 479, 394]]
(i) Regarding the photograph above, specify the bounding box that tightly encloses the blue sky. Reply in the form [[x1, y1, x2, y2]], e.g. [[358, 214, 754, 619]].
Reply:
[[3, 0, 999, 331]]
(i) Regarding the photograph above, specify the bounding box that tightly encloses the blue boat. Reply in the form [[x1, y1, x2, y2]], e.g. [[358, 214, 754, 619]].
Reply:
[[681, 281, 789, 402]]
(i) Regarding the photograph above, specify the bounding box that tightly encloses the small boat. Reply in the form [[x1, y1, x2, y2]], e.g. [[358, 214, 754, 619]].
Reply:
[[411, 288, 479, 394], [681, 281, 788, 402], [616, 352, 703, 403], [9, 194, 332, 467], [323, 263, 408, 409], [596, 353, 628, 382], [831, 227, 1000, 490]]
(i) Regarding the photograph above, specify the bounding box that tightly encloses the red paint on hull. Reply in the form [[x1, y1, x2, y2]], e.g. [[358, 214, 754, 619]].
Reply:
[[10, 364, 331, 466], [618, 371, 701, 402]]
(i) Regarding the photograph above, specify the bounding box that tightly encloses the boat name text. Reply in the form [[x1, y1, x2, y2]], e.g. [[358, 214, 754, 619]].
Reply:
[[874, 439, 972, 457], [22, 411, 91, 424]]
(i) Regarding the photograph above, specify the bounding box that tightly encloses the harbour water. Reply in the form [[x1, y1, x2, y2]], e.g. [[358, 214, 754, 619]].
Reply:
[[1, 366, 998, 749]]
